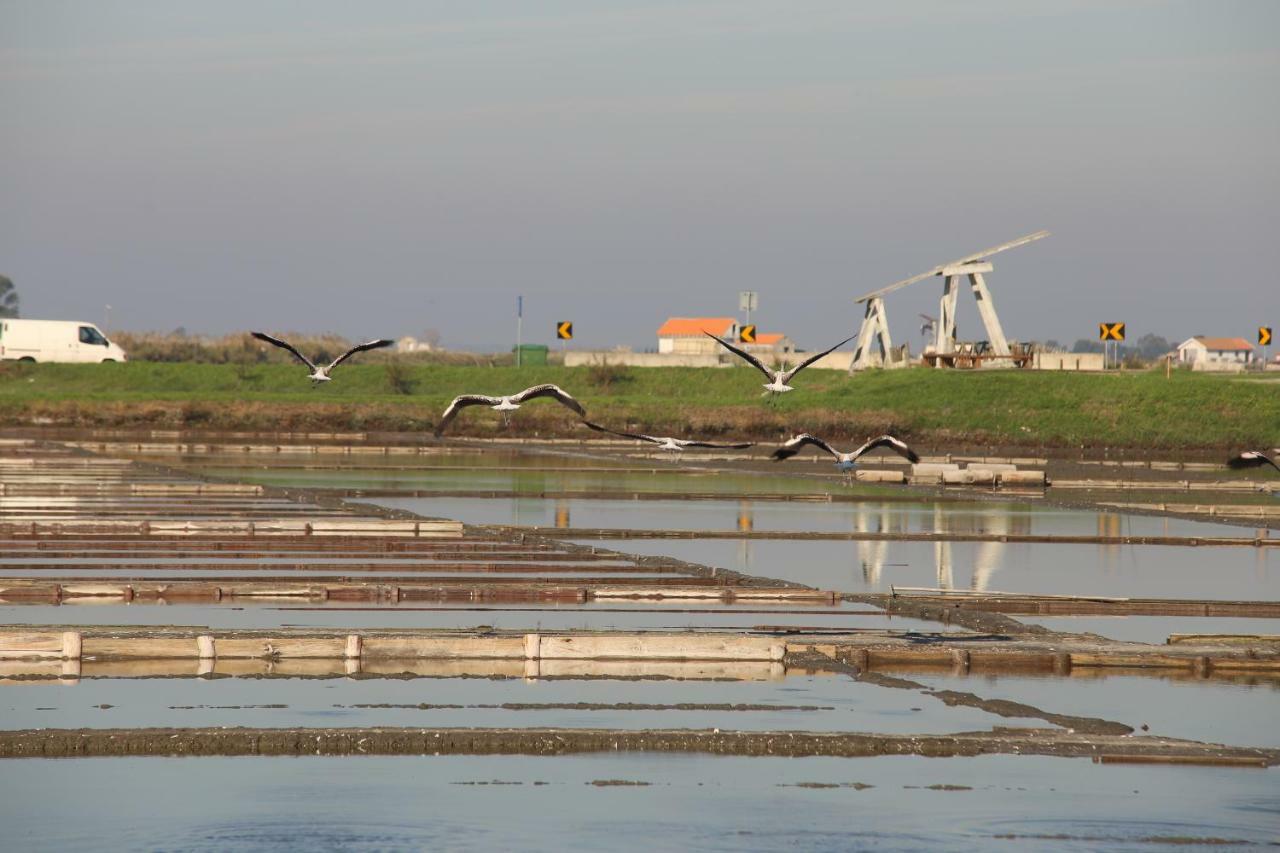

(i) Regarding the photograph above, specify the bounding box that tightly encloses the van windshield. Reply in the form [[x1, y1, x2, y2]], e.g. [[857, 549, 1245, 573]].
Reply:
[[79, 326, 108, 346]]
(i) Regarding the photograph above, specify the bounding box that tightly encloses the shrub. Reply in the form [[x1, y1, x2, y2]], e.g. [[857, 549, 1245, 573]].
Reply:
[[585, 362, 635, 390], [384, 360, 418, 395]]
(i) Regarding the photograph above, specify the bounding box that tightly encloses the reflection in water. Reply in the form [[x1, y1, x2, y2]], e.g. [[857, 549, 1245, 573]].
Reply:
[[845, 503, 1034, 591], [554, 500, 571, 530], [856, 505, 890, 586]]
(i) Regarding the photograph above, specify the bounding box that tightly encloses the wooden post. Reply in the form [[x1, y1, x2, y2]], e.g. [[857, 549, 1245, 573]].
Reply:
[[61, 631, 82, 661], [196, 635, 216, 660], [344, 634, 362, 660], [523, 633, 541, 660]]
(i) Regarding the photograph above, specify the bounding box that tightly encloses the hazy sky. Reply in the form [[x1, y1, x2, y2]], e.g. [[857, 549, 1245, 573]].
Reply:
[[3, 1, 1278, 351]]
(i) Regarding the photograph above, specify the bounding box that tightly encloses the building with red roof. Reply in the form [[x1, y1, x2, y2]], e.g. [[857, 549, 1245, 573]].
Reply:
[[1176, 336, 1255, 370]]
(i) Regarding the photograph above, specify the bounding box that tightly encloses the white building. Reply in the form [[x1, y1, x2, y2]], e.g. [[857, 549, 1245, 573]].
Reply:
[[396, 336, 434, 354], [1176, 336, 1254, 370], [656, 317, 739, 355]]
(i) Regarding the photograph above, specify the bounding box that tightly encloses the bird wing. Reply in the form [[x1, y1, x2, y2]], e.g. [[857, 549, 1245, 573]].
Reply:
[[770, 433, 839, 461], [251, 331, 316, 371], [1228, 452, 1280, 471], [582, 421, 660, 445], [849, 434, 920, 464], [433, 395, 501, 436], [704, 332, 774, 380], [779, 334, 856, 382], [678, 440, 755, 450], [326, 338, 395, 371], [509, 384, 586, 416]]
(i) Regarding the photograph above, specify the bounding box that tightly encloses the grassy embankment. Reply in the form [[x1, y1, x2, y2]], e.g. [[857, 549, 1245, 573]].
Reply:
[[0, 361, 1275, 450]]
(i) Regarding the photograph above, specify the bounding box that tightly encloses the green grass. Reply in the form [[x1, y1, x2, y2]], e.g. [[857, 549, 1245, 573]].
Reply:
[[0, 361, 1275, 449]]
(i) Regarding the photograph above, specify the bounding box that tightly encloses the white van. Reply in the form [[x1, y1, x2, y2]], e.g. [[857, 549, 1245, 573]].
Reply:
[[0, 319, 128, 363]]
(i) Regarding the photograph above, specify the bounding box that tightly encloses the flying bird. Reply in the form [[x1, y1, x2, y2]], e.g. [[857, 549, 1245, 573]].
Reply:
[[434, 384, 585, 436], [251, 332, 393, 383], [1227, 450, 1280, 472], [771, 433, 920, 482], [583, 421, 753, 453], [705, 332, 855, 394]]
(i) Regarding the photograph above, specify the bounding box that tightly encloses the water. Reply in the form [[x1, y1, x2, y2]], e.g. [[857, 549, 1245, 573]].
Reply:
[[197, 464, 852, 497], [364, 494, 1264, 538], [566, 538, 1280, 600], [0, 671, 1041, 734], [0, 601, 950, 633], [1025, 615, 1280, 644], [910, 670, 1280, 748], [2, 754, 1275, 851]]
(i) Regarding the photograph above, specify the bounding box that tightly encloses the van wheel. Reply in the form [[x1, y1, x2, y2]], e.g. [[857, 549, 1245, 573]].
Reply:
[[18, 357, 35, 363], [102, 359, 116, 363]]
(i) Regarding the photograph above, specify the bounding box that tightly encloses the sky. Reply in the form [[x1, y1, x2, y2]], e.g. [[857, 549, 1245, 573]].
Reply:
[[2, 1, 1278, 352]]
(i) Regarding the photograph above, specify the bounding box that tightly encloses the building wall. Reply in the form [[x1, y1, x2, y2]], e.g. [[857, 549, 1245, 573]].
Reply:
[[1177, 341, 1253, 366], [565, 351, 725, 368], [658, 336, 723, 356], [1033, 352, 1105, 371], [1177, 341, 1206, 364]]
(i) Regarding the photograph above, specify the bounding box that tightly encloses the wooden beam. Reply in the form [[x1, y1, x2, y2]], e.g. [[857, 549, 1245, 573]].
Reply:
[[855, 230, 1049, 303]]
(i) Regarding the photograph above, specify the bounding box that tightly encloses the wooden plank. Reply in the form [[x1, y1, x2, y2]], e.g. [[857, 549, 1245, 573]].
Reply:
[[1167, 634, 1280, 646], [536, 634, 784, 662], [0, 631, 63, 659], [214, 637, 346, 659], [855, 231, 1049, 302], [80, 637, 198, 659], [362, 636, 526, 660]]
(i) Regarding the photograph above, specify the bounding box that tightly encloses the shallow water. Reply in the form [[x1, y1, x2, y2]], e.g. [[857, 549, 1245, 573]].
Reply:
[[0, 671, 1038, 734], [197, 464, 852, 497], [0, 601, 951, 633], [2, 754, 1275, 852], [567, 538, 1280, 600], [1025, 615, 1280, 644], [365, 494, 1263, 538], [911, 670, 1280, 748]]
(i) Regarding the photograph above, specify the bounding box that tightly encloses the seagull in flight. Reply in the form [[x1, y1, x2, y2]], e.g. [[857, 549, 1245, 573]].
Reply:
[[705, 332, 855, 395], [1227, 450, 1280, 472], [771, 433, 920, 483], [583, 421, 754, 453], [434, 384, 585, 436], [251, 332, 393, 383]]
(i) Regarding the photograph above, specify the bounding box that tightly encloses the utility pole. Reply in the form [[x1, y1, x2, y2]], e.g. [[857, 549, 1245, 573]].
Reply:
[[516, 295, 523, 368]]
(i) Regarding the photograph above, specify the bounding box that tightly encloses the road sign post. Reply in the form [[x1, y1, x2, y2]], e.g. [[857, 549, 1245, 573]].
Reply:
[[739, 291, 757, 330], [516, 295, 523, 368], [1261, 326, 1272, 368], [739, 324, 757, 344], [1099, 322, 1125, 369], [556, 321, 573, 358]]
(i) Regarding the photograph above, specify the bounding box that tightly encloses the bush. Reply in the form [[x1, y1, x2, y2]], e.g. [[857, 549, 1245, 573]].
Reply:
[[384, 360, 418, 395], [585, 362, 635, 390]]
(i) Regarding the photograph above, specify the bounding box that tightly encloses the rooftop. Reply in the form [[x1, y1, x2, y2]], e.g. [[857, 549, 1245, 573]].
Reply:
[[656, 317, 736, 337], [1187, 336, 1254, 351]]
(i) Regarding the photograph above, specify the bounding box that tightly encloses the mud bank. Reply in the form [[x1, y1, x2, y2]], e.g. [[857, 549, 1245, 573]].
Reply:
[[2, 726, 1275, 763]]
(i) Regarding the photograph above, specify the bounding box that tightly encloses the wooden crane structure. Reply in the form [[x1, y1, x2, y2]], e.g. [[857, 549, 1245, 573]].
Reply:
[[849, 230, 1049, 372]]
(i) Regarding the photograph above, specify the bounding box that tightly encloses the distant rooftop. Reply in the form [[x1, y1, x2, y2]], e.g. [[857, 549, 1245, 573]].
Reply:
[[1188, 336, 1253, 351], [656, 317, 736, 337]]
